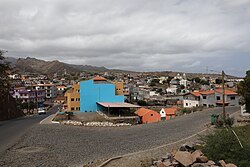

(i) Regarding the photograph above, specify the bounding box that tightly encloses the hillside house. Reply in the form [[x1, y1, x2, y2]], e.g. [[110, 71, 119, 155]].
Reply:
[[135, 108, 161, 124], [183, 92, 201, 108], [160, 107, 177, 120]]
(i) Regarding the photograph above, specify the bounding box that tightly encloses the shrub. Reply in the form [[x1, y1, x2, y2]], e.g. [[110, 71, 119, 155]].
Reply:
[[201, 125, 250, 167]]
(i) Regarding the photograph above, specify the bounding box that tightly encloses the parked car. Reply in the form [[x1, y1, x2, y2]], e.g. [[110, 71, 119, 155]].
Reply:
[[38, 108, 46, 115]]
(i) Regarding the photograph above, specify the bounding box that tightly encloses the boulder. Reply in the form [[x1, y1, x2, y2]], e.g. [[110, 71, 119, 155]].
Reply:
[[226, 164, 237, 167], [191, 150, 203, 162], [196, 156, 208, 163], [161, 153, 171, 160], [180, 142, 195, 151], [219, 160, 227, 167], [174, 151, 194, 167], [206, 160, 216, 166], [191, 163, 209, 167]]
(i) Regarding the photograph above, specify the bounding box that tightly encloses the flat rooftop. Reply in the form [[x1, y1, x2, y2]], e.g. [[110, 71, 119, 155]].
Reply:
[[97, 102, 141, 108]]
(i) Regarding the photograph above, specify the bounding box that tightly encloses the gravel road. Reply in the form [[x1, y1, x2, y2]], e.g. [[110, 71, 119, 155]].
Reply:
[[0, 106, 239, 167]]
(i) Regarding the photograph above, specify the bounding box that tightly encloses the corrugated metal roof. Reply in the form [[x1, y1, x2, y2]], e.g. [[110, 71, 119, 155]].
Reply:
[[97, 102, 140, 108]]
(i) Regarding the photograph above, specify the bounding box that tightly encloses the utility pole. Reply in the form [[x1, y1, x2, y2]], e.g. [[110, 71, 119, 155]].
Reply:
[[222, 70, 226, 120]]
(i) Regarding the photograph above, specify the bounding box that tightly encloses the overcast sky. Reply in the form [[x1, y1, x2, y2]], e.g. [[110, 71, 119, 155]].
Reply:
[[0, 0, 250, 76]]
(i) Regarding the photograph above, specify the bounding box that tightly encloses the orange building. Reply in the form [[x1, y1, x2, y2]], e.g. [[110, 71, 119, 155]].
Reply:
[[160, 107, 177, 120], [112, 81, 124, 95], [64, 83, 80, 111], [135, 108, 161, 124]]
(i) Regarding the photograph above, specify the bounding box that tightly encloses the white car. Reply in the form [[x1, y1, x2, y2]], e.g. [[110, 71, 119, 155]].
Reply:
[[38, 108, 46, 115]]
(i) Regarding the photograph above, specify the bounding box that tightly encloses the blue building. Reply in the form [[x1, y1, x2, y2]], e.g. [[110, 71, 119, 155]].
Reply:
[[80, 76, 124, 112]]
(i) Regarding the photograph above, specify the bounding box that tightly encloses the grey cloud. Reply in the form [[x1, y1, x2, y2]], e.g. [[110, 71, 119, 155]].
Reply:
[[0, 0, 250, 76]]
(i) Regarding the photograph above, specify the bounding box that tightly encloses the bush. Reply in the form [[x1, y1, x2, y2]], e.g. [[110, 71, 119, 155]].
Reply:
[[215, 116, 234, 128], [201, 125, 250, 167]]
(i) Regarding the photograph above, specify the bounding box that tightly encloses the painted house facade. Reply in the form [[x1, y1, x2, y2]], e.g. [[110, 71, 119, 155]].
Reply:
[[32, 84, 57, 99], [183, 92, 201, 108], [80, 77, 124, 112], [184, 89, 240, 108], [135, 108, 161, 124], [64, 83, 80, 111], [11, 87, 45, 108], [160, 107, 177, 120]]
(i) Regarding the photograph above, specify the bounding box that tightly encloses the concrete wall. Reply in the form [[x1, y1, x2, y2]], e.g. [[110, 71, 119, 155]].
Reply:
[[80, 80, 124, 112], [183, 99, 200, 108], [201, 94, 216, 107]]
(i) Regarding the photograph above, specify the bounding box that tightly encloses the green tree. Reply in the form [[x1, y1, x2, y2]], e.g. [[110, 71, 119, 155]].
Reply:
[[0, 50, 10, 95], [193, 77, 201, 83], [137, 100, 147, 106], [238, 70, 250, 113]]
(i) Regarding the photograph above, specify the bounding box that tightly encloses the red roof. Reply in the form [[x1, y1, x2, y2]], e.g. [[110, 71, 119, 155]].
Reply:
[[135, 108, 158, 116], [164, 107, 177, 115], [214, 89, 238, 95], [92, 76, 107, 81], [190, 92, 201, 97], [200, 90, 215, 95]]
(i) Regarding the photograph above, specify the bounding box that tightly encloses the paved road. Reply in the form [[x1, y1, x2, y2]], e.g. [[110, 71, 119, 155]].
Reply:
[[0, 106, 240, 167], [0, 105, 59, 154]]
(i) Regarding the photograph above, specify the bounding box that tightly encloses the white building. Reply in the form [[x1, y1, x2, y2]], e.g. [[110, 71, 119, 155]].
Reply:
[[183, 92, 201, 108]]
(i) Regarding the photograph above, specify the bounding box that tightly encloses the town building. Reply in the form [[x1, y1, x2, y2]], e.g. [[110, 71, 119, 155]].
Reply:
[[135, 108, 161, 124], [160, 107, 177, 120], [11, 87, 46, 108], [64, 83, 80, 111], [80, 76, 124, 112], [183, 92, 201, 108], [112, 81, 124, 95], [183, 89, 239, 108], [32, 84, 57, 99]]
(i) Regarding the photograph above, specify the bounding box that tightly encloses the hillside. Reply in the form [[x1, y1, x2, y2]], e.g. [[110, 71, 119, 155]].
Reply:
[[7, 57, 113, 75]]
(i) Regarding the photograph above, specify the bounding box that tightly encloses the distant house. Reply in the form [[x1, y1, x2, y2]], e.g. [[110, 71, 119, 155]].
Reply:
[[184, 89, 240, 108], [32, 84, 57, 99], [183, 92, 201, 108], [160, 107, 177, 120], [135, 108, 161, 124]]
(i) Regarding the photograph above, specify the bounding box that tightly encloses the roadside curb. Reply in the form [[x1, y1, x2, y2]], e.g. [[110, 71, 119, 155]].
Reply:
[[97, 110, 240, 167]]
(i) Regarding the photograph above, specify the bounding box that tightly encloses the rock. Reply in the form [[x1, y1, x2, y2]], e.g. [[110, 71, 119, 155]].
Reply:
[[196, 156, 208, 163], [171, 149, 177, 156], [219, 160, 227, 167], [191, 163, 208, 167], [153, 160, 162, 166], [172, 160, 179, 165], [180, 142, 195, 151], [191, 150, 203, 162], [158, 162, 167, 167], [179, 145, 188, 151], [206, 160, 216, 166], [226, 164, 237, 167], [174, 151, 194, 167], [161, 159, 172, 166], [161, 153, 171, 160]]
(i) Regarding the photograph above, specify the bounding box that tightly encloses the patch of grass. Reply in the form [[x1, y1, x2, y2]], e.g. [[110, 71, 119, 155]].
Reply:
[[201, 125, 250, 167]]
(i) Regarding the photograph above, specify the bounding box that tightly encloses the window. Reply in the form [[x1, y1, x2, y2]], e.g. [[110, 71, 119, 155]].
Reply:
[[230, 96, 235, 100], [71, 98, 74, 101], [76, 98, 80, 101], [71, 107, 74, 111], [203, 96, 207, 99], [203, 104, 207, 107], [186, 103, 188, 106], [217, 96, 221, 100]]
